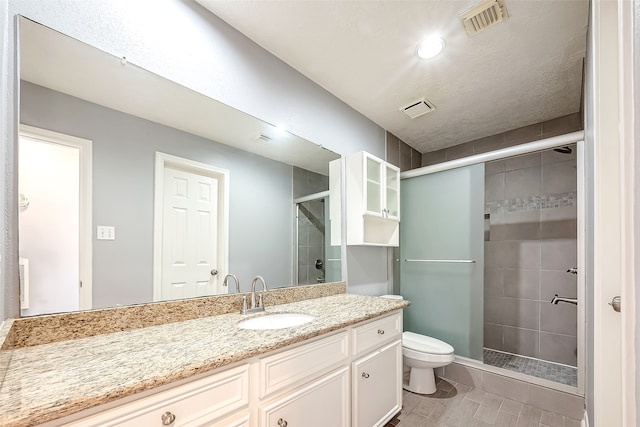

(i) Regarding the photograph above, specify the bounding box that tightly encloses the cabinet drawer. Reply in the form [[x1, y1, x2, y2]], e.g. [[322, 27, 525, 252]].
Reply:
[[259, 331, 349, 399], [259, 367, 350, 427], [351, 312, 402, 356], [67, 365, 249, 427]]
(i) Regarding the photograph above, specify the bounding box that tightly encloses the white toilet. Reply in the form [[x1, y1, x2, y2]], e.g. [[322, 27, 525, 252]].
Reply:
[[381, 295, 455, 395]]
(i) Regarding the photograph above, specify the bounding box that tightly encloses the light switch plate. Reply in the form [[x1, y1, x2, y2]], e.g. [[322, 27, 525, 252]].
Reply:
[[97, 226, 115, 240]]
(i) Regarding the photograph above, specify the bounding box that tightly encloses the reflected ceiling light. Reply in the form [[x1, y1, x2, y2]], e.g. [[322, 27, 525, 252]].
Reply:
[[416, 36, 445, 59], [274, 124, 287, 135]]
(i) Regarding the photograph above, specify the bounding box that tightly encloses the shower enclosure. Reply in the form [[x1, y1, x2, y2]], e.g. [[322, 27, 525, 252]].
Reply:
[[398, 138, 582, 393], [295, 195, 341, 285], [293, 166, 341, 286]]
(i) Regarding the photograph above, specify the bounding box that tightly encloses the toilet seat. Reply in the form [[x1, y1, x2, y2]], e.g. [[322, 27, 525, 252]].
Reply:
[[403, 331, 454, 355]]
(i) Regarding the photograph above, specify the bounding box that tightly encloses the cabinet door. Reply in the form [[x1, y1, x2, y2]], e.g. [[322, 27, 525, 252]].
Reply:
[[384, 164, 400, 220], [364, 154, 384, 217], [352, 340, 402, 427], [259, 367, 350, 427]]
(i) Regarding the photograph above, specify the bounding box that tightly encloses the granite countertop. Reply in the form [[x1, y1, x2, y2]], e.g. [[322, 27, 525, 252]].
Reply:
[[0, 293, 409, 427]]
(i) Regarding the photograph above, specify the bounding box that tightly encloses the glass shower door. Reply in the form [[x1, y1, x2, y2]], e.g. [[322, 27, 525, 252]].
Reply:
[[400, 164, 485, 360]]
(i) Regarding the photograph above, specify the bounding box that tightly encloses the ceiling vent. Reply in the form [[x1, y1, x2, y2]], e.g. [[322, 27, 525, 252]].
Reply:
[[460, 0, 508, 35], [255, 133, 272, 143], [400, 98, 436, 119]]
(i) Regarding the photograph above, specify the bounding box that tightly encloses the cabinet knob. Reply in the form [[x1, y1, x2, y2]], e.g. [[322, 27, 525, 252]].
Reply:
[[161, 411, 176, 426], [362, 372, 370, 379], [377, 329, 385, 335], [277, 418, 288, 427]]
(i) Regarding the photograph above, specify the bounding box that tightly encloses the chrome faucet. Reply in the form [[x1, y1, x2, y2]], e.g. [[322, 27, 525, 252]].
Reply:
[[224, 274, 249, 314], [222, 274, 240, 293], [551, 294, 578, 305], [245, 275, 268, 314]]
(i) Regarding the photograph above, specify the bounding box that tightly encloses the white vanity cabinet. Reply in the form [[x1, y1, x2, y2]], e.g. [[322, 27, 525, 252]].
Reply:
[[344, 151, 401, 246], [51, 312, 403, 427], [351, 312, 403, 427]]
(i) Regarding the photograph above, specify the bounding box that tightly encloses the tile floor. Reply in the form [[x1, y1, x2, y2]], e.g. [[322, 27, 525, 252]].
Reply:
[[384, 377, 581, 427], [483, 348, 578, 387]]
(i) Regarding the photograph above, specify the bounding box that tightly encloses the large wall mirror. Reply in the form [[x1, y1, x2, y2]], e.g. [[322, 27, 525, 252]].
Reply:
[[17, 16, 342, 317]]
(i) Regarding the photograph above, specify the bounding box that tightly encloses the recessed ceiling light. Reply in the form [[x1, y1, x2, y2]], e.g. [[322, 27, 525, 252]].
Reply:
[[416, 36, 445, 59]]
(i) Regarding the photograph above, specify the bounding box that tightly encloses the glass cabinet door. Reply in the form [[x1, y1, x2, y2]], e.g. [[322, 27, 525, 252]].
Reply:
[[365, 155, 382, 216], [385, 165, 399, 219]]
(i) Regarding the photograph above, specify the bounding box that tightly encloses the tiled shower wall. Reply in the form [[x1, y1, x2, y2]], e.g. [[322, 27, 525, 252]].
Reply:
[[483, 148, 578, 366], [293, 167, 329, 285]]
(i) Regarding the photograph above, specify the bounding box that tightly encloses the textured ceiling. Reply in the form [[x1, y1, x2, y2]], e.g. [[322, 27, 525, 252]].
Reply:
[[197, 0, 589, 153]]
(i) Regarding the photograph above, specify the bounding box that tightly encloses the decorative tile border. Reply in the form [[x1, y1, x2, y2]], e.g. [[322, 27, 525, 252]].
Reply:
[[485, 192, 577, 215]]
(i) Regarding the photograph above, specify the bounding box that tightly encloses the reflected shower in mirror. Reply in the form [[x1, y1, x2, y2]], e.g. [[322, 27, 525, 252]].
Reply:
[[17, 16, 341, 317]]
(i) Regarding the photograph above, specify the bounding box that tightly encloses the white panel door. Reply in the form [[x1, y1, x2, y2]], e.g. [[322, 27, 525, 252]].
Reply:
[[162, 166, 219, 300]]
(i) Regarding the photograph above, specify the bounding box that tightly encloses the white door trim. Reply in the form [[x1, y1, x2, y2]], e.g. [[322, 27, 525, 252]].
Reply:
[[619, 0, 637, 424], [590, 0, 628, 425], [153, 152, 229, 301], [19, 124, 93, 310]]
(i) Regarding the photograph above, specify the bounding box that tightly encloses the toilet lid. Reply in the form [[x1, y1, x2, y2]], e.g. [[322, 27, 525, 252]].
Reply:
[[403, 331, 454, 355]]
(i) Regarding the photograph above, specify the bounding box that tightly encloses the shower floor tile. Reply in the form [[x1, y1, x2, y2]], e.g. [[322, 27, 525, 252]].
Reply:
[[483, 348, 578, 387]]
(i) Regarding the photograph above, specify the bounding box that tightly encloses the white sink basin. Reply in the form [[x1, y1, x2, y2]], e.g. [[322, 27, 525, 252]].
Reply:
[[237, 313, 315, 330]]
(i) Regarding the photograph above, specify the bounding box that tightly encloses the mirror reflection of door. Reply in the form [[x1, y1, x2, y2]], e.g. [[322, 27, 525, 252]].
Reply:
[[296, 196, 327, 285], [154, 153, 229, 301], [18, 126, 92, 316]]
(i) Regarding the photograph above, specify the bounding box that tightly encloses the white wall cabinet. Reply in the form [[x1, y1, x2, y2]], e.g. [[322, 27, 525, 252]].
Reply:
[[58, 312, 402, 427], [344, 151, 400, 246]]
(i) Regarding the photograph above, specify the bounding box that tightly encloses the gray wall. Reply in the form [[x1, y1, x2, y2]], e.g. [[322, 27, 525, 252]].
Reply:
[[0, 0, 388, 320], [484, 150, 578, 367], [21, 81, 295, 308]]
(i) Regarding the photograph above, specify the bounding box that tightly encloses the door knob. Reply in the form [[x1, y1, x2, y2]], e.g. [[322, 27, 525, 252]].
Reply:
[[609, 296, 621, 312]]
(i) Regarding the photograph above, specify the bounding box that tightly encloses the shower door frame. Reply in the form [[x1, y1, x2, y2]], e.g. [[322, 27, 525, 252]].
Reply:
[[293, 190, 330, 286], [401, 131, 586, 396]]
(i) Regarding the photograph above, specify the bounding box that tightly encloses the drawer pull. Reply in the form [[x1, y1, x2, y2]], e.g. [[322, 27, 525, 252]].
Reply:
[[278, 418, 288, 427], [161, 411, 176, 426], [378, 329, 385, 335], [362, 372, 370, 379]]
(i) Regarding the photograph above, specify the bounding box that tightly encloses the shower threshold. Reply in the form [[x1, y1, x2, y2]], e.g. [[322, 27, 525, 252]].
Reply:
[[483, 348, 577, 387]]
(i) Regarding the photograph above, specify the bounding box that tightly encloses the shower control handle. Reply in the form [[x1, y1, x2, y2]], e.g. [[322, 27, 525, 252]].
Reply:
[[609, 296, 621, 312]]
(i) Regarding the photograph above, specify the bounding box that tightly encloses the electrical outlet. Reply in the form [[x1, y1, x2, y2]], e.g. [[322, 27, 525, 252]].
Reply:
[[97, 226, 115, 240]]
